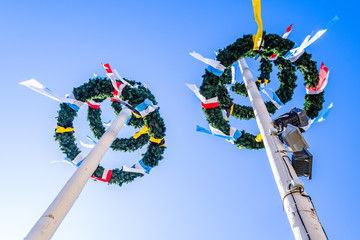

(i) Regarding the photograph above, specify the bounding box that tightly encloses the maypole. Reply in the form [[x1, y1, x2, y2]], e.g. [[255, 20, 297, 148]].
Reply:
[[21, 63, 167, 239], [188, 2, 336, 238], [25, 107, 132, 240], [239, 58, 326, 239]]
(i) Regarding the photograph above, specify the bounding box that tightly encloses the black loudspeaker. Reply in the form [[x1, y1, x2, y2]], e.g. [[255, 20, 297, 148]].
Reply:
[[292, 148, 313, 180]]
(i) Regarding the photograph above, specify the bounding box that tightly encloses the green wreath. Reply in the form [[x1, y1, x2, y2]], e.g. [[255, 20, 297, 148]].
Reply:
[[54, 77, 166, 187], [199, 33, 325, 150]]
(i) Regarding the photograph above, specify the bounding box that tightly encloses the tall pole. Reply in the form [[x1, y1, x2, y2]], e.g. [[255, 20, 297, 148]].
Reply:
[[239, 58, 327, 240], [25, 107, 132, 240]]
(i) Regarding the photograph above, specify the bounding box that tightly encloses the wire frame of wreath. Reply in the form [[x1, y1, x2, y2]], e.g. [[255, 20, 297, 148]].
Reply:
[[54, 77, 166, 187], [198, 33, 325, 150]]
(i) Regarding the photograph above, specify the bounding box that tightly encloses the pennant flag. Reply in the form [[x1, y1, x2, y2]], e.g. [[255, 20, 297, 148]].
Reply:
[[196, 125, 242, 141], [284, 16, 339, 62], [80, 135, 97, 149], [186, 84, 219, 109], [268, 54, 278, 61], [87, 100, 101, 109], [252, 0, 263, 51], [19, 79, 82, 112], [91, 169, 112, 182], [314, 102, 333, 123], [103, 63, 120, 92], [133, 99, 158, 118], [254, 55, 262, 62], [150, 137, 165, 147], [189, 51, 226, 76], [306, 62, 329, 94], [113, 69, 133, 87], [103, 120, 112, 127], [260, 86, 283, 109], [51, 153, 85, 167], [65, 94, 84, 112], [113, 81, 126, 98], [133, 125, 149, 139], [268, 24, 293, 61], [93, 73, 98, 77], [302, 103, 333, 130], [122, 165, 146, 174], [282, 24, 293, 39]]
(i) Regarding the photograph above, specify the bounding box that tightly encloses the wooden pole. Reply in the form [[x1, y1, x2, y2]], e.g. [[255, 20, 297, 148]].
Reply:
[[25, 107, 132, 240], [239, 58, 327, 240]]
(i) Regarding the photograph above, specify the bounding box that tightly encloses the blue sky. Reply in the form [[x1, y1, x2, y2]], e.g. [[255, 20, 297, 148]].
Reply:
[[1, 0, 359, 239]]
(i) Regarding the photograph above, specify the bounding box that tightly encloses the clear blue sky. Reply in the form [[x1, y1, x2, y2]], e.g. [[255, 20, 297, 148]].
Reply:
[[1, 0, 359, 239]]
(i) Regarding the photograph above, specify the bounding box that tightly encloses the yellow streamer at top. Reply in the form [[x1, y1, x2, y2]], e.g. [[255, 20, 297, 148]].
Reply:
[[133, 125, 149, 139], [252, 0, 263, 51], [56, 125, 74, 133]]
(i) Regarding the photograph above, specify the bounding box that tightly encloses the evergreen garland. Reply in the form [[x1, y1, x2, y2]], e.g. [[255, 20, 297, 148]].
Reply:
[[198, 33, 325, 150], [55, 77, 166, 187]]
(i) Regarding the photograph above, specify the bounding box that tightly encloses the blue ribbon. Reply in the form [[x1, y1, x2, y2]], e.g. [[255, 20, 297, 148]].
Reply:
[[207, 66, 224, 76], [139, 160, 152, 174]]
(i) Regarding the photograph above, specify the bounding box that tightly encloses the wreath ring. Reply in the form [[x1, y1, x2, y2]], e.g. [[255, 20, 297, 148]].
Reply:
[[199, 33, 325, 150], [55, 76, 166, 187]]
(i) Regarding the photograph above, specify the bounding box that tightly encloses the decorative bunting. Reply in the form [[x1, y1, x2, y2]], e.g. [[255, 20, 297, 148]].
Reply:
[[51, 152, 85, 167], [87, 100, 101, 109], [80, 135, 97, 149], [260, 86, 283, 109], [103, 63, 119, 92], [306, 62, 329, 95], [133, 99, 158, 117], [19, 79, 82, 112], [91, 169, 112, 182], [196, 125, 242, 141], [252, 0, 263, 51], [284, 16, 339, 62], [282, 24, 293, 39], [302, 103, 333, 130], [186, 84, 219, 109], [122, 165, 146, 174], [268, 24, 294, 61], [189, 51, 226, 76], [113, 69, 133, 87], [133, 125, 149, 139]]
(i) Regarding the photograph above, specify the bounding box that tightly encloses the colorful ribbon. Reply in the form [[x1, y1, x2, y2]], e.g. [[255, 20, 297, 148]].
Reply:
[[133, 125, 149, 139], [186, 83, 219, 109], [56, 125, 74, 133], [252, 0, 263, 51], [150, 137, 165, 147]]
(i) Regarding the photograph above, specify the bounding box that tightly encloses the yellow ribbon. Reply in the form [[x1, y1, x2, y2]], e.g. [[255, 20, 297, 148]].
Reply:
[[255, 133, 263, 142], [133, 125, 149, 139], [133, 112, 142, 118], [56, 125, 74, 133], [252, 0, 263, 51], [257, 78, 269, 85], [150, 137, 165, 147]]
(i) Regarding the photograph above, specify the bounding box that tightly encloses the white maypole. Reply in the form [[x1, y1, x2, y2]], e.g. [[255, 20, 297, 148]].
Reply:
[[25, 107, 132, 240], [239, 58, 327, 240]]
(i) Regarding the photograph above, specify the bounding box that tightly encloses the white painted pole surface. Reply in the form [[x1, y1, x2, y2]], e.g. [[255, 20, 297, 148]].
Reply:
[[25, 107, 132, 240], [239, 58, 326, 240]]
